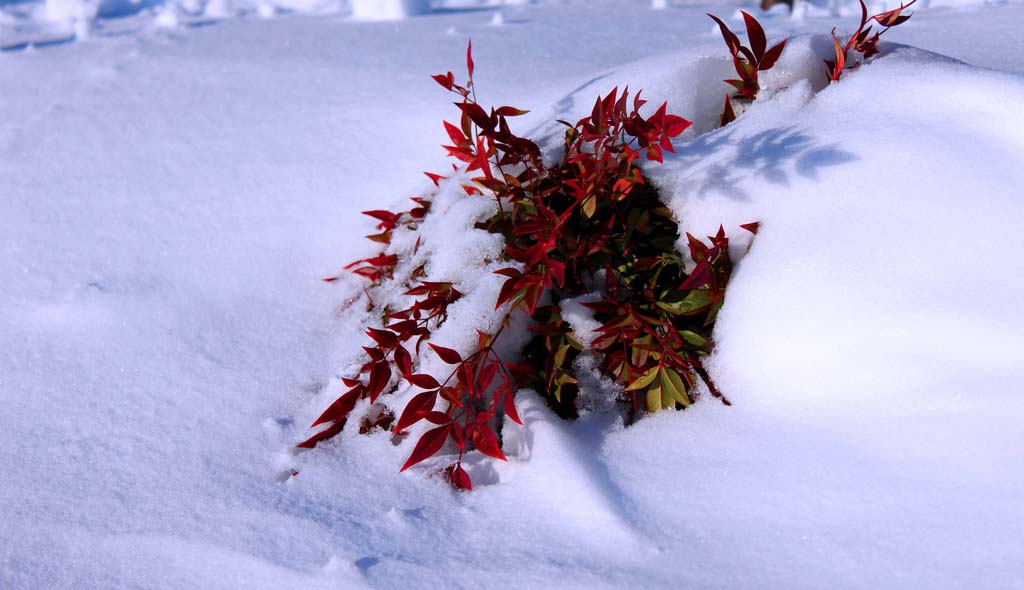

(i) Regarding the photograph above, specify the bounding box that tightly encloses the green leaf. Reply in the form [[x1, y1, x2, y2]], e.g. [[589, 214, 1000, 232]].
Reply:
[[630, 335, 653, 366], [582, 195, 596, 218], [556, 371, 577, 386], [661, 368, 692, 408], [625, 365, 660, 391], [679, 330, 710, 348], [554, 341, 570, 367], [552, 371, 577, 404], [657, 289, 714, 316], [703, 300, 723, 327], [646, 382, 663, 413]]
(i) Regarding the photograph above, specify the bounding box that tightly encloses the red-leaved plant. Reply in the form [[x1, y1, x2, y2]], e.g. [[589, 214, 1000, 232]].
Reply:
[[299, 42, 754, 490], [827, 0, 917, 82], [708, 11, 787, 125]]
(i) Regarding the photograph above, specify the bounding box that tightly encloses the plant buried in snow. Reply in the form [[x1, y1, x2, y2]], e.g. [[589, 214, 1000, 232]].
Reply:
[[827, 0, 916, 82], [708, 11, 787, 125], [299, 41, 754, 490]]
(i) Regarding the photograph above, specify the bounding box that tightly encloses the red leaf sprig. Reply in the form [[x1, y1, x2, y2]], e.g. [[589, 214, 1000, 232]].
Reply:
[[708, 11, 788, 125], [827, 0, 917, 82]]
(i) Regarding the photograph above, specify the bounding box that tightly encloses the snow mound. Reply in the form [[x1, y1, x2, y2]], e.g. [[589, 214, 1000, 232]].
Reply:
[[292, 35, 1024, 588], [4, 3, 1024, 588]]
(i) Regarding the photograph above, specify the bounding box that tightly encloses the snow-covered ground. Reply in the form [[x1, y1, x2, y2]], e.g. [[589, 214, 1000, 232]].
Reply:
[[3, 1, 1024, 588]]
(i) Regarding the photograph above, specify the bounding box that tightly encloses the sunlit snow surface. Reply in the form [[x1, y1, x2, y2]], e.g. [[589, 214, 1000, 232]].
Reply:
[[2, 1, 1024, 588]]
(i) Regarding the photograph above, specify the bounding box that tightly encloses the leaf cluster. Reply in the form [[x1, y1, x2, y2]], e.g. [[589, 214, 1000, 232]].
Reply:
[[826, 0, 917, 82], [708, 11, 787, 125], [299, 41, 754, 491], [707, 4, 916, 127]]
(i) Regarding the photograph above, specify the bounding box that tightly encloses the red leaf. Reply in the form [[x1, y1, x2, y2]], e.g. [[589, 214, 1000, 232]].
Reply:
[[873, 0, 915, 27], [737, 45, 758, 68], [394, 390, 437, 432], [503, 389, 522, 425], [494, 267, 521, 278], [663, 114, 692, 138], [741, 11, 767, 61], [759, 39, 787, 71], [424, 171, 445, 186], [367, 362, 392, 401], [740, 221, 760, 234], [367, 327, 398, 348], [422, 411, 451, 425], [443, 144, 476, 163], [344, 254, 398, 271], [650, 101, 668, 126], [457, 363, 476, 395], [431, 72, 454, 90], [406, 373, 441, 390], [473, 137, 493, 180], [830, 29, 847, 81], [393, 345, 413, 375], [472, 424, 507, 461], [708, 13, 741, 56], [466, 39, 474, 79], [443, 120, 467, 146], [450, 421, 466, 449], [439, 386, 462, 407], [547, 259, 566, 288], [362, 210, 398, 226], [296, 421, 345, 449], [456, 102, 492, 131], [679, 261, 712, 291], [400, 424, 452, 471], [387, 318, 418, 336], [524, 280, 543, 315], [720, 95, 736, 127], [363, 346, 385, 363], [429, 343, 463, 364], [476, 361, 499, 393], [311, 386, 363, 427], [495, 106, 529, 117], [495, 275, 521, 309], [446, 463, 472, 490]]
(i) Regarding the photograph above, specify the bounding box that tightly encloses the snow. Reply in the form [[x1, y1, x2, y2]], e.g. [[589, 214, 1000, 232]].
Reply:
[[350, 0, 430, 20], [3, 1, 1024, 588]]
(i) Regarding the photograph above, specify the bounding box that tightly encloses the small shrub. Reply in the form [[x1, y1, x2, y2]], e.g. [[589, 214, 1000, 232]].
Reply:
[[827, 0, 917, 82], [708, 11, 787, 125], [299, 42, 754, 490], [707, 3, 917, 126]]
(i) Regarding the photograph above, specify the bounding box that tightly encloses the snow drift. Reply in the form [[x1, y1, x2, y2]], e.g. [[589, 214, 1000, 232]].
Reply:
[[2, 2, 1023, 589], [292, 31, 1024, 590]]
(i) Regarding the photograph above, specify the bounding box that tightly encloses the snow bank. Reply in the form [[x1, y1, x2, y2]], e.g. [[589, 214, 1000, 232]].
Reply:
[[296, 33, 1024, 588], [0, 0, 511, 47], [350, 0, 430, 20], [4, 2, 1024, 589]]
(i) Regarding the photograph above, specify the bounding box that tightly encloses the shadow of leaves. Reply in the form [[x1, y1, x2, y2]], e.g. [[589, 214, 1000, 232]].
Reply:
[[670, 125, 859, 201]]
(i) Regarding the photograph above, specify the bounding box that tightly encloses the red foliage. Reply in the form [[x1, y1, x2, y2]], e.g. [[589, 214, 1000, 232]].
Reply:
[[299, 41, 757, 490], [709, 11, 788, 103], [827, 0, 917, 82]]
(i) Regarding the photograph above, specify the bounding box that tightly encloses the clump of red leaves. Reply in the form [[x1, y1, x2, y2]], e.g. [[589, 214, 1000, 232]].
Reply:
[[708, 4, 917, 125], [827, 0, 917, 82], [708, 11, 787, 125], [299, 42, 754, 491]]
